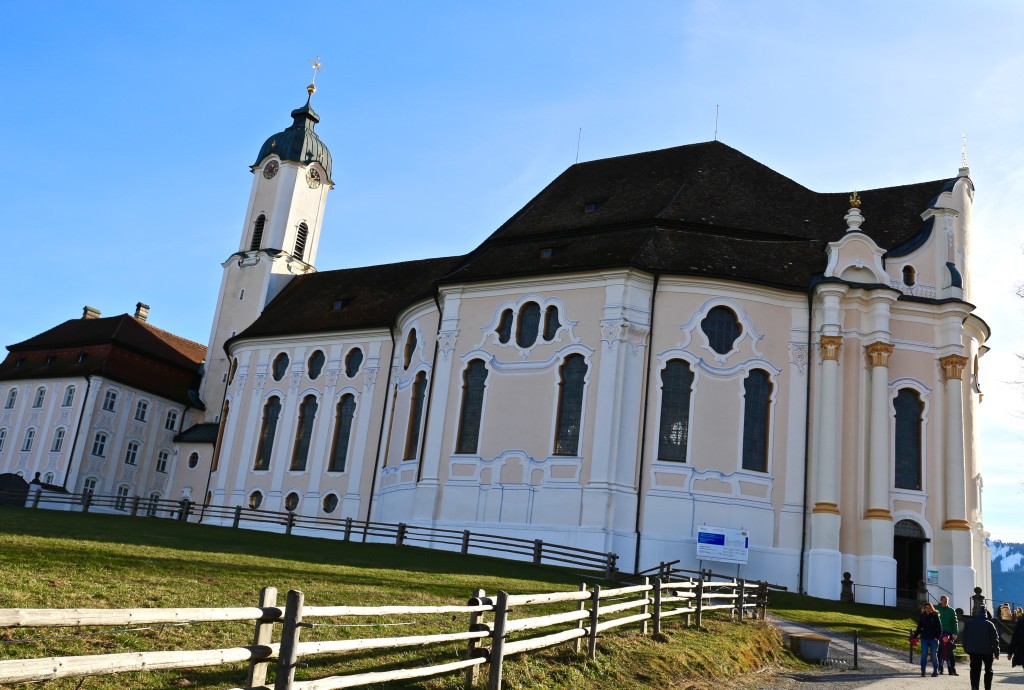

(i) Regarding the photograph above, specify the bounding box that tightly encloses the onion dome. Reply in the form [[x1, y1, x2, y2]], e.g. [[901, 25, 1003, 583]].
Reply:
[[254, 87, 332, 181]]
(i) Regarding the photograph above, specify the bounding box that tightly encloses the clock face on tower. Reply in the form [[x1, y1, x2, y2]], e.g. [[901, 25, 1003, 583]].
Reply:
[[263, 160, 279, 179], [306, 168, 322, 189]]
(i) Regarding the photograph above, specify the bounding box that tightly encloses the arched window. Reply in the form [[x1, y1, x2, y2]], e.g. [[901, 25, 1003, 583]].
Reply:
[[250, 214, 266, 251], [496, 309, 513, 344], [902, 265, 916, 286], [657, 360, 695, 462], [741, 369, 772, 472], [249, 490, 263, 509], [345, 348, 363, 377], [33, 387, 45, 408], [293, 222, 309, 260], [135, 400, 149, 422], [272, 353, 289, 381], [211, 400, 229, 472], [43, 471, 54, 484], [51, 428, 66, 453], [404, 372, 428, 460], [115, 485, 130, 511], [403, 330, 417, 370], [328, 394, 357, 472], [284, 492, 300, 512], [83, 477, 97, 497], [543, 306, 561, 341], [62, 386, 76, 407], [322, 493, 339, 513], [156, 450, 169, 473], [165, 410, 178, 431], [124, 441, 139, 465], [701, 306, 742, 355], [516, 302, 541, 348], [456, 360, 488, 454], [554, 354, 588, 455], [894, 388, 924, 490], [290, 395, 318, 471], [254, 396, 282, 471], [307, 350, 326, 380], [4, 389, 17, 409], [22, 428, 36, 452], [102, 390, 117, 412], [0, 428, 6, 452], [91, 432, 108, 457]]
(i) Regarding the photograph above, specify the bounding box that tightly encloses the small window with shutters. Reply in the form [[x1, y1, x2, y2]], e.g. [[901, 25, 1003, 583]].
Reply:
[[293, 222, 309, 260], [250, 214, 266, 250]]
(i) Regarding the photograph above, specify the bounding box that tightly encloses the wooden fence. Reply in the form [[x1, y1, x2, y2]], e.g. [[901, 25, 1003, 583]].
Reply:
[[0, 571, 771, 689], [4, 487, 618, 577]]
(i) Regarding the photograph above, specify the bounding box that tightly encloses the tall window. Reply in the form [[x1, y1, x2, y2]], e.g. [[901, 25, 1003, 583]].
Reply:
[[254, 396, 282, 470], [272, 353, 289, 381], [894, 388, 924, 490], [145, 492, 160, 517], [0, 428, 6, 452], [345, 348, 363, 377], [293, 222, 309, 260], [290, 395, 318, 471], [741, 369, 772, 472], [496, 309, 513, 344], [33, 387, 45, 408], [62, 386, 75, 407], [701, 306, 742, 355], [102, 390, 117, 412], [91, 432, 108, 457], [404, 372, 427, 460], [657, 360, 695, 462], [4, 389, 16, 409], [124, 441, 139, 465], [554, 354, 588, 455], [135, 400, 149, 422], [250, 214, 266, 250], [83, 478, 97, 497], [165, 410, 178, 431], [543, 306, 561, 341], [403, 330, 417, 369], [22, 428, 36, 452], [50, 428, 66, 453], [156, 450, 169, 473], [211, 400, 229, 472], [115, 485, 130, 511], [516, 302, 541, 348], [307, 350, 326, 380], [456, 360, 488, 454], [328, 394, 357, 472]]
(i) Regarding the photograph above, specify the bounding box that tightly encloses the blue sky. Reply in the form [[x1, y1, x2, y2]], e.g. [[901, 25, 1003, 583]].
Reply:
[[2, 2, 1022, 539]]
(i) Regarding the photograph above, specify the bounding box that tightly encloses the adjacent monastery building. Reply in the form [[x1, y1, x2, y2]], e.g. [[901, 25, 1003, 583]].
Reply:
[[0, 88, 992, 603]]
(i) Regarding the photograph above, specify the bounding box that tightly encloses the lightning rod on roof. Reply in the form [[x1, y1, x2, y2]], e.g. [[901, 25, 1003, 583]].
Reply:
[[575, 127, 582, 164], [714, 105, 719, 141], [961, 131, 968, 167]]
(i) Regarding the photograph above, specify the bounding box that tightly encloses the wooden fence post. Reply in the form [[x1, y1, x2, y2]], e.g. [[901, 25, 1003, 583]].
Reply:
[[533, 539, 543, 565], [464, 588, 486, 690], [652, 578, 662, 636], [605, 553, 617, 580], [574, 583, 588, 654], [641, 577, 650, 635], [487, 591, 510, 690], [461, 530, 471, 555], [588, 584, 601, 660], [736, 578, 745, 622], [31, 490, 41, 509], [343, 517, 353, 542], [82, 493, 92, 513], [285, 512, 296, 536], [232, 506, 242, 528], [275, 589, 304, 690], [130, 496, 140, 517], [759, 582, 768, 620], [396, 522, 407, 546], [246, 586, 278, 688], [695, 572, 705, 628]]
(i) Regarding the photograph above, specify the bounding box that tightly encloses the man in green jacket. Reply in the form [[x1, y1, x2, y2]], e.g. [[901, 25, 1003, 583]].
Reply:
[[937, 595, 959, 675]]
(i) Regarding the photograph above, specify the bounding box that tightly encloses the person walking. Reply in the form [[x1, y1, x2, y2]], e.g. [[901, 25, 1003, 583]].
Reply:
[[1009, 613, 1024, 669], [915, 602, 943, 677], [936, 595, 959, 675], [961, 606, 1000, 690]]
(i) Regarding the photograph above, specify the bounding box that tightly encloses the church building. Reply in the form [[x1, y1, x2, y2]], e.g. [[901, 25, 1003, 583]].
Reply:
[[0, 86, 992, 603]]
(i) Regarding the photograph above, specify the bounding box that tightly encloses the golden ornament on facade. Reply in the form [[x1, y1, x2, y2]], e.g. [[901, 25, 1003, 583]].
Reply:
[[939, 354, 969, 382], [820, 335, 843, 362], [849, 191, 861, 208], [866, 342, 894, 368]]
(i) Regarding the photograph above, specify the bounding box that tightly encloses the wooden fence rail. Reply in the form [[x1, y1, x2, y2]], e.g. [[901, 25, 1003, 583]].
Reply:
[[4, 487, 618, 577], [0, 570, 773, 689]]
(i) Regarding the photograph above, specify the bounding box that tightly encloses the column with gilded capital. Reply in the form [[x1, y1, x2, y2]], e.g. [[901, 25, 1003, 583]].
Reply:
[[937, 353, 975, 602]]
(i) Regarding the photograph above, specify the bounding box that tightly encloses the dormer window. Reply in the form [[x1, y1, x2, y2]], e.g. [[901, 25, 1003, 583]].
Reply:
[[331, 298, 347, 311], [902, 265, 916, 286], [293, 222, 309, 261], [250, 214, 266, 251], [583, 202, 599, 213]]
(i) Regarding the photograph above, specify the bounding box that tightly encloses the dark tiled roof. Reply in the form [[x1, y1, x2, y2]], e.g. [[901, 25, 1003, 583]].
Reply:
[[254, 97, 332, 180], [0, 315, 205, 406], [175, 423, 220, 444], [232, 255, 465, 344]]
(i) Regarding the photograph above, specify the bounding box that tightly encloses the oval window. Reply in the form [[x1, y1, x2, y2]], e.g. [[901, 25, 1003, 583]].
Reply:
[[249, 491, 263, 510], [902, 265, 916, 286], [284, 492, 300, 512], [307, 350, 326, 379], [272, 353, 289, 381], [322, 494, 339, 514], [345, 348, 364, 377], [187, 452, 200, 469], [516, 302, 541, 348]]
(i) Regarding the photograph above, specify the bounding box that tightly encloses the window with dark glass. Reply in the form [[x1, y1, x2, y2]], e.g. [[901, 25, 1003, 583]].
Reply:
[[211, 400, 228, 472], [187, 452, 200, 469], [33, 387, 45, 408], [328, 394, 356, 472], [657, 360, 695, 462], [284, 492, 300, 511], [4, 389, 15, 409], [307, 350, 326, 380], [496, 309, 513, 344], [22, 428, 35, 452], [102, 390, 117, 412], [543, 306, 561, 341], [250, 214, 266, 251], [115, 485, 130, 511], [92, 432, 107, 457], [293, 222, 309, 261], [701, 306, 742, 355], [456, 360, 488, 454], [322, 493, 339, 513], [345, 348, 363, 377], [249, 491, 263, 509], [290, 395, 318, 471], [254, 396, 282, 470], [741, 369, 772, 472], [902, 265, 916, 286], [51, 427, 65, 453], [272, 353, 289, 381], [156, 450, 169, 473], [516, 302, 541, 348], [403, 330, 417, 369], [554, 354, 587, 455], [894, 388, 923, 490], [135, 400, 148, 422], [404, 372, 427, 460], [124, 441, 139, 465], [62, 386, 76, 407]]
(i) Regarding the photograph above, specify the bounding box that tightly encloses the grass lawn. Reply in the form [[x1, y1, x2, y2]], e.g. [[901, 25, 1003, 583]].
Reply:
[[769, 591, 920, 652], [0, 507, 790, 689]]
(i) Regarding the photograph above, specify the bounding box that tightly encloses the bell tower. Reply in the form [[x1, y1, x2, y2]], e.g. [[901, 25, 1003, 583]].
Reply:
[[198, 79, 333, 419]]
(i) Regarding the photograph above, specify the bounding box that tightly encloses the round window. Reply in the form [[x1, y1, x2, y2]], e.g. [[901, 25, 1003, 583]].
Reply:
[[284, 492, 300, 512], [187, 452, 200, 469], [249, 491, 263, 510], [322, 494, 339, 514]]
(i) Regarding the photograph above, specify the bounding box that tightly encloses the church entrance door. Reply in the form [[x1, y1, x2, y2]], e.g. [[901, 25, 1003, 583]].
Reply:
[[893, 519, 928, 607]]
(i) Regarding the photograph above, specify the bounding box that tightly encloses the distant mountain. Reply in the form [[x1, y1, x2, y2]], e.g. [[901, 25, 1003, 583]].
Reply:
[[990, 541, 1024, 609]]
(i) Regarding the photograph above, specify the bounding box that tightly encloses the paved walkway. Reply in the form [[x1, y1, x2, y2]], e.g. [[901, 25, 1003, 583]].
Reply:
[[763, 617, 1024, 689]]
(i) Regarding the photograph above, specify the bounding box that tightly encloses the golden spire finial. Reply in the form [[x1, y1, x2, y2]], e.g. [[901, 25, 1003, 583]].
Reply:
[[307, 56, 324, 95], [849, 191, 861, 208]]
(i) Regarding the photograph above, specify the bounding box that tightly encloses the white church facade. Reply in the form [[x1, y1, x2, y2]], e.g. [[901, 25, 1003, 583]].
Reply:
[[0, 89, 992, 603]]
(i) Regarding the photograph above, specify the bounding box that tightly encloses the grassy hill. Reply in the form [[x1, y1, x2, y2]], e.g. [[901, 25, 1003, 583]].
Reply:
[[0, 507, 787, 689]]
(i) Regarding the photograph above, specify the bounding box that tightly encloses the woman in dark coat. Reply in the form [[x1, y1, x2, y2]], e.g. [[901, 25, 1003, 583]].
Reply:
[[915, 602, 943, 677], [1010, 614, 1024, 669]]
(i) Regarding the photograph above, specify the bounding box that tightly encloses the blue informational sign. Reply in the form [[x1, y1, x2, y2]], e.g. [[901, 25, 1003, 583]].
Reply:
[[695, 525, 750, 565]]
